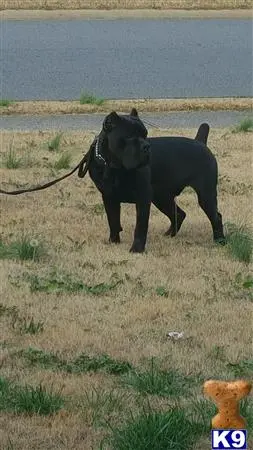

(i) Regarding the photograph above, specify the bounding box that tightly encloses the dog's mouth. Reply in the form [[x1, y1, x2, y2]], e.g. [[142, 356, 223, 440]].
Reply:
[[121, 142, 150, 170], [117, 137, 150, 170]]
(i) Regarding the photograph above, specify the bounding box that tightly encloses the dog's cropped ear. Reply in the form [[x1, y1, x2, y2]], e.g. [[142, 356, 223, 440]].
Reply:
[[130, 108, 138, 117], [103, 111, 121, 132]]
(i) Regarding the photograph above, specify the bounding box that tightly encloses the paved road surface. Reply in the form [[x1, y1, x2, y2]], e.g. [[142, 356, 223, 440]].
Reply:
[[1, 19, 252, 100], [0, 111, 250, 131]]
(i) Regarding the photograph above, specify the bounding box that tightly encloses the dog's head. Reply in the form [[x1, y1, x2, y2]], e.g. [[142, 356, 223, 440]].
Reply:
[[100, 108, 150, 170]]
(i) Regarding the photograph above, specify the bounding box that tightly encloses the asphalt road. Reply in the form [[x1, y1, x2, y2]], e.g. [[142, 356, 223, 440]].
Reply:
[[0, 111, 250, 131], [1, 19, 252, 100]]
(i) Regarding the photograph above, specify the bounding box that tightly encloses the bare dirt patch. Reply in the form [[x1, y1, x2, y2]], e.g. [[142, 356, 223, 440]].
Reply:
[[1, 1, 252, 11], [1, 98, 252, 116], [0, 126, 252, 449]]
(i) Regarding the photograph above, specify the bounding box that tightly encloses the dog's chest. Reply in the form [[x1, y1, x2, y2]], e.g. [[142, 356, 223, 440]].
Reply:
[[109, 169, 138, 203], [90, 164, 138, 203]]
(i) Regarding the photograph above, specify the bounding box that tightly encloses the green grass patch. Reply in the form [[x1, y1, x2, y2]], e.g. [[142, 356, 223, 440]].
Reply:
[[240, 398, 253, 434], [27, 272, 122, 295], [4, 147, 23, 169], [225, 222, 253, 264], [226, 358, 253, 378], [208, 344, 226, 362], [189, 397, 253, 436], [105, 398, 253, 450], [104, 407, 204, 450], [0, 235, 46, 262], [19, 347, 133, 375], [121, 358, 200, 398], [155, 286, 169, 297], [47, 133, 63, 151], [0, 303, 44, 335], [80, 91, 104, 106], [234, 272, 253, 301], [187, 397, 216, 434], [0, 303, 18, 318], [2, 136, 33, 169], [81, 388, 130, 427], [19, 347, 64, 370], [235, 272, 253, 289], [232, 117, 253, 133], [0, 99, 12, 107], [53, 152, 71, 170], [4, 437, 15, 450], [12, 316, 44, 335], [0, 376, 64, 416], [69, 353, 133, 375], [91, 203, 105, 215]]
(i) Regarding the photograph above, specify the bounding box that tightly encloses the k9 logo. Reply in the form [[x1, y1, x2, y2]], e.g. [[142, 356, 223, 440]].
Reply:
[[212, 430, 247, 449]]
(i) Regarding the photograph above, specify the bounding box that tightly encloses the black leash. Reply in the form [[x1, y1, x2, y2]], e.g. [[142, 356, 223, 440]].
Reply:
[[0, 150, 91, 196]]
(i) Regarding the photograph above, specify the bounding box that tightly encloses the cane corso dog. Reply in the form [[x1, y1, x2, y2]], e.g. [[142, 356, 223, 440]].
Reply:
[[80, 108, 225, 253]]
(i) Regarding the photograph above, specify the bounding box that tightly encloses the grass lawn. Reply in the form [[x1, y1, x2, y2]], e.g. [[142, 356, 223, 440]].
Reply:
[[0, 125, 252, 449]]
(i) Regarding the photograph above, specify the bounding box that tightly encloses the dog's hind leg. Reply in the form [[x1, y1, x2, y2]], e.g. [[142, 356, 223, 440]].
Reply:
[[193, 181, 225, 244], [102, 195, 122, 243], [153, 195, 186, 237]]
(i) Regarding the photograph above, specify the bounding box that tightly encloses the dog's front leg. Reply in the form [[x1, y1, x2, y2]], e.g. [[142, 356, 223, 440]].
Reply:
[[102, 194, 122, 243], [130, 201, 151, 253], [130, 167, 152, 253]]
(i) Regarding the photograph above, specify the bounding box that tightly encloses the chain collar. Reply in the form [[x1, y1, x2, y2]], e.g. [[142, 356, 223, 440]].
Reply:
[[94, 135, 107, 166]]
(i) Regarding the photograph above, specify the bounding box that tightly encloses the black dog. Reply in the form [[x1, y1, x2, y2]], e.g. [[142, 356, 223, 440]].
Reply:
[[80, 109, 225, 253]]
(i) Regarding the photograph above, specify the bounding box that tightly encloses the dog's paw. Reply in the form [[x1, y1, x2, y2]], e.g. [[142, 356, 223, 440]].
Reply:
[[164, 226, 175, 237], [164, 226, 180, 237], [109, 234, 121, 244], [129, 240, 145, 253], [164, 212, 186, 237], [214, 236, 227, 246]]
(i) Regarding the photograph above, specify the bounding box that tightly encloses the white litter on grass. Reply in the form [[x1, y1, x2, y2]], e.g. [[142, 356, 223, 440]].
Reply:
[[167, 331, 184, 340]]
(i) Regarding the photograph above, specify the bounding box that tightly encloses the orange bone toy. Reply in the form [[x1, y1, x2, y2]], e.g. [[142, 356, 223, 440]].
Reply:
[[204, 379, 252, 429]]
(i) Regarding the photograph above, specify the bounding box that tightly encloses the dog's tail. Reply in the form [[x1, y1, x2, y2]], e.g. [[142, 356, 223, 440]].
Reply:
[[195, 123, 210, 145]]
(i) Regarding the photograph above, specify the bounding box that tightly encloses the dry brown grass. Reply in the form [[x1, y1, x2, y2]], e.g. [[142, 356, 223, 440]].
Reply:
[[1, 0, 252, 11], [0, 126, 252, 449], [1, 98, 252, 116], [1, 9, 251, 19]]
